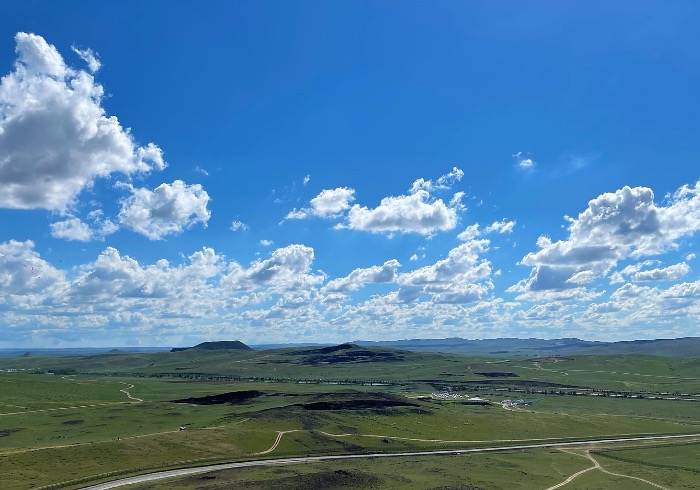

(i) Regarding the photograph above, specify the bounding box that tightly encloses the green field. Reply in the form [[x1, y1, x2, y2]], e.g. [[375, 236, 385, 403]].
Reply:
[[0, 344, 698, 489]]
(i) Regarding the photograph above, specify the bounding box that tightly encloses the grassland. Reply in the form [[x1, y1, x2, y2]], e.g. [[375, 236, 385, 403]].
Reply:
[[0, 344, 698, 489]]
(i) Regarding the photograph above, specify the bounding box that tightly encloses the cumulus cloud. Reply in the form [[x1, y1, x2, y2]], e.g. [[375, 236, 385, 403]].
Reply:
[[513, 183, 700, 297], [631, 262, 690, 282], [397, 239, 493, 304], [457, 224, 480, 241], [118, 180, 211, 240], [50, 210, 118, 242], [260, 239, 274, 247], [285, 187, 355, 220], [0, 33, 165, 212], [221, 244, 325, 293], [485, 219, 516, 234], [50, 218, 93, 242], [345, 190, 458, 235], [323, 259, 401, 293]]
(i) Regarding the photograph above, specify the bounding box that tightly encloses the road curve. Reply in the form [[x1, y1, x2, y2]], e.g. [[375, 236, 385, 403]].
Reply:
[[77, 433, 700, 490]]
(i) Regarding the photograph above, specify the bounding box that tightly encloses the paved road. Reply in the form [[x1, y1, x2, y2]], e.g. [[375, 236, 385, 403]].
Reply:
[[78, 433, 700, 490]]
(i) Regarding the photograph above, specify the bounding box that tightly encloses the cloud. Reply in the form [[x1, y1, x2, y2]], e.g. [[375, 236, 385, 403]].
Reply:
[[303, 175, 310, 185], [260, 239, 274, 247], [631, 262, 690, 282], [194, 166, 209, 176], [230, 220, 248, 232], [0, 33, 165, 212], [323, 259, 401, 293], [457, 224, 480, 242], [285, 187, 355, 220], [513, 182, 700, 297], [221, 244, 325, 293], [50, 211, 118, 242], [513, 151, 535, 169], [410, 166, 464, 193], [345, 190, 458, 235], [410, 254, 418, 261], [71, 45, 101, 73], [485, 219, 516, 234], [50, 218, 93, 242], [397, 239, 493, 304], [118, 180, 211, 240]]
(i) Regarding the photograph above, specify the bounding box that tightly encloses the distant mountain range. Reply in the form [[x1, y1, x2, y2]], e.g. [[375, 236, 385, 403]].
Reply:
[[1, 337, 698, 359], [354, 337, 700, 358]]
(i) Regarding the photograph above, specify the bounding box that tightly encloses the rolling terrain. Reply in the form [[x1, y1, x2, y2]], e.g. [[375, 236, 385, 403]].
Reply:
[[0, 340, 698, 489]]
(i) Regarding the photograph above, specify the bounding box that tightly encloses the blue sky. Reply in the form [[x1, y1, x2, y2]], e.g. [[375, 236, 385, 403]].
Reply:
[[1, 2, 700, 347]]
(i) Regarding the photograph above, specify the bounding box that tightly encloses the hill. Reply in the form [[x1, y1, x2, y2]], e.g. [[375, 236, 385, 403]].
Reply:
[[170, 340, 253, 352]]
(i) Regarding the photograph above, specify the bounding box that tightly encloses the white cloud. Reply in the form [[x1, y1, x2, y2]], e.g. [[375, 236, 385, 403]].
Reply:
[[410, 254, 418, 261], [71, 45, 101, 73], [631, 262, 690, 282], [260, 239, 274, 247], [687, 253, 696, 261], [285, 187, 355, 220], [346, 190, 458, 235], [397, 239, 493, 304], [485, 219, 516, 234], [118, 180, 211, 240], [513, 151, 535, 169], [410, 166, 464, 194], [221, 244, 325, 293], [230, 220, 248, 232], [323, 259, 401, 293], [457, 224, 481, 242], [50, 211, 118, 242], [194, 166, 209, 176], [303, 175, 310, 185], [50, 218, 93, 242], [513, 183, 700, 297], [0, 33, 165, 212]]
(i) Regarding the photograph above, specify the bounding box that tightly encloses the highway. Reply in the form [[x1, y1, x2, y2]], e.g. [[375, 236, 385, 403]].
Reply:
[[78, 433, 700, 490]]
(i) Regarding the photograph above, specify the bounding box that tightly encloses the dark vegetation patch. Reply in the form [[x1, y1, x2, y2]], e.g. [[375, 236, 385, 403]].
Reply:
[[285, 343, 407, 364], [302, 350, 405, 365], [61, 419, 84, 425], [171, 390, 264, 405], [181, 469, 382, 489], [420, 379, 582, 389], [258, 469, 382, 489], [0, 428, 24, 437], [474, 372, 519, 378], [300, 399, 418, 410], [428, 486, 486, 490], [297, 392, 419, 411], [290, 343, 358, 354]]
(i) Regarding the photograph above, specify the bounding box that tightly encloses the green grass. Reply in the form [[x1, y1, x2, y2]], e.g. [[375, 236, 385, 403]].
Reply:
[[0, 350, 699, 489], [120, 450, 597, 490]]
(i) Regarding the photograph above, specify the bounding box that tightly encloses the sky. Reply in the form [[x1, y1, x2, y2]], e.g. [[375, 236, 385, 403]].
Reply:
[[1, 2, 700, 347]]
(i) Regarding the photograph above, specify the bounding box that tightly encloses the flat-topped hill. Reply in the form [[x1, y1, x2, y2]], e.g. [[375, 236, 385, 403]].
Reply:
[[170, 340, 253, 352]]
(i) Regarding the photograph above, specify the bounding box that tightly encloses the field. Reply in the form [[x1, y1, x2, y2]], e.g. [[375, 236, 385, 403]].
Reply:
[[0, 343, 698, 489]]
